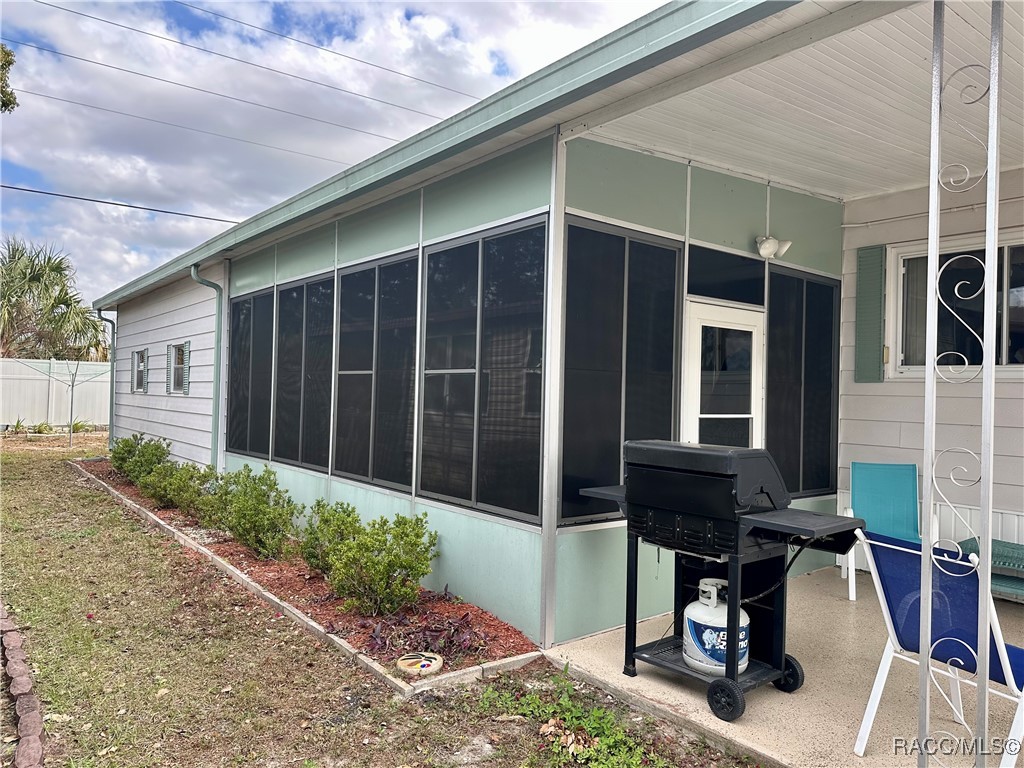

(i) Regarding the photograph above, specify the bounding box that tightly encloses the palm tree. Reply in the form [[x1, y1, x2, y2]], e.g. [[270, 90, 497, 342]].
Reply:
[[0, 237, 105, 360]]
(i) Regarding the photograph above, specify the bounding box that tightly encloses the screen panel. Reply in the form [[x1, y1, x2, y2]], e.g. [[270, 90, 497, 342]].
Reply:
[[802, 280, 837, 491], [688, 244, 764, 306], [477, 225, 545, 516], [339, 269, 375, 372], [249, 292, 274, 456], [420, 372, 475, 500], [273, 284, 304, 462], [301, 278, 334, 469], [335, 373, 372, 476], [766, 271, 804, 491], [425, 243, 478, 371], [227, 298, 252, 453]]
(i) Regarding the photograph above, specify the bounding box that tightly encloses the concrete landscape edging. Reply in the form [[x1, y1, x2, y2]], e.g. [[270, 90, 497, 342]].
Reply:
[[66, 460, 541, 698], [1, 603, 46, 768]]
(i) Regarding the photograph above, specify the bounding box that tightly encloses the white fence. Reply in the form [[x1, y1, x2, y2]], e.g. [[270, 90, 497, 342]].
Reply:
[[0, 358, 110, 428]]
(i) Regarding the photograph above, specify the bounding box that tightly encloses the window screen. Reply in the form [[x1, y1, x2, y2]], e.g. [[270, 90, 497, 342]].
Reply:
[[766, 268, 838, 495], [419, 222, 546, 518], [273, 285, 304, 463], [302, 278, 334, 469], [228, 291, 274, 457]]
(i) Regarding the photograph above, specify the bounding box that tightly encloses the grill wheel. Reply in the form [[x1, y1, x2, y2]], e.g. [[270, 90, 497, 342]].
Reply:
[[707, 677, 746, 721]]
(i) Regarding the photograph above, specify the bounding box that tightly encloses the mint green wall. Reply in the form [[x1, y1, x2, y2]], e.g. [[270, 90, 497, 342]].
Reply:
[[422, 139, 551, 242], [555, 526, 674, 644], [565, 139, 687, 236], [230, 246, 276, 296], [276, 223, 336, 283], [415, 501, 542, 643], [789, 496, 840, 576], [689, 166, 765, 253], [770, 187, 843, 276], [224, 455, 329, 508], [339, 193, 419, 265]]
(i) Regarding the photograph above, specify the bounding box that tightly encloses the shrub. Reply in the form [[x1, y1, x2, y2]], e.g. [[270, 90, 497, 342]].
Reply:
[[138, 461, 179, 507], [326, 512, 438, 616], [71, 418, 92, 433], [123, 436, 170, 485], [31, 421, 53, 434], [298, 499, 361, 574], [221, 465, 301, 559], [195, 468, 240, 530], [110, 434, 143, 475]]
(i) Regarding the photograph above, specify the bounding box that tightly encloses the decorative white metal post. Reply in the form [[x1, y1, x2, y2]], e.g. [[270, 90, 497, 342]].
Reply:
[[919, 2, 1003, 765]]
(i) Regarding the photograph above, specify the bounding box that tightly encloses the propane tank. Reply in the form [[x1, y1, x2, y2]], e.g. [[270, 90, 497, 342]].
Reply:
[[682, 578, 750, 676]]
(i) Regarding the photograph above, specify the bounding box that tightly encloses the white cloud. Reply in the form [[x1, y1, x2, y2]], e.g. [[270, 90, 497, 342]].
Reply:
[[0, 1, 661, 303]]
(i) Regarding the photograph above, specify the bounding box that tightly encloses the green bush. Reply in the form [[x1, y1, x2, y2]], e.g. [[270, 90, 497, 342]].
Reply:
[[31, 421, 53, 434], [298, 499, 361, 574], [195, 468, 240, 530], [138, 461, 217, 512], [220, 465, 300, 560], [110, 434, 143, 475], [326, 512, 438, 616], [110, 433, 170, 484]]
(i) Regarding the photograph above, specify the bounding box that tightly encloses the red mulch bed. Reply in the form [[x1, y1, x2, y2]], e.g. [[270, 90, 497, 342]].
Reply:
[[76, 459, 537, 671]]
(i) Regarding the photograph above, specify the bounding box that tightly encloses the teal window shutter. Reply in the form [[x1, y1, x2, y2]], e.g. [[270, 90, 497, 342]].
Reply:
[[143, 347, 150, 393], [166, 345, 173, 394], [855, 245, 886, 383], [182, 341, 191, 396]]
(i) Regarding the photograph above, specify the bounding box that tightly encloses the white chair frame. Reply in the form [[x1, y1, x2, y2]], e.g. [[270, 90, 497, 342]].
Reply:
[[854, 530, 1023, 768]]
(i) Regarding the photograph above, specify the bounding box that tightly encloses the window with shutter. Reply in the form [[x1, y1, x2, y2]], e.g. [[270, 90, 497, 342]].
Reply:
[[854, 245, 886, 383]]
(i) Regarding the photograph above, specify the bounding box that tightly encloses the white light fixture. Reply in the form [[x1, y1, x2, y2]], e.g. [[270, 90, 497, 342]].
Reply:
[[755, 235, 792, 259]]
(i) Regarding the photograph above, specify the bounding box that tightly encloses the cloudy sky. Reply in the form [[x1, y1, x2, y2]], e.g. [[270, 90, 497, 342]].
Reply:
[[1, 0, 662, 304]]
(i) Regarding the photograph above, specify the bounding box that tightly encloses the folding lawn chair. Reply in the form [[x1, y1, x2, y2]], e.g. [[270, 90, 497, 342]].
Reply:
[[854, 529, 1024, 767], [843, 462, 920, 601]]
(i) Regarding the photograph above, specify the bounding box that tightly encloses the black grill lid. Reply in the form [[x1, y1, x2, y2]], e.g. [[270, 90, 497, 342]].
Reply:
[[623, 440, 791, 510]]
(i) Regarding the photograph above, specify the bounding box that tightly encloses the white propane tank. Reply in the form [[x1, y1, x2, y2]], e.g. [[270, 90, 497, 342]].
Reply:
[[682, 578, 750, 676]]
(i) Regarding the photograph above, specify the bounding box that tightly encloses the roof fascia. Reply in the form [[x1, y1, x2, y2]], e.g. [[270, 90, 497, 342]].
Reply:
[[94, 0, 792, 310]]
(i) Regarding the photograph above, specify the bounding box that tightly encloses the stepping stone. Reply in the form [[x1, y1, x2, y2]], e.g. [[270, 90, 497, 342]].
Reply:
[[396, 652, 444, 677]]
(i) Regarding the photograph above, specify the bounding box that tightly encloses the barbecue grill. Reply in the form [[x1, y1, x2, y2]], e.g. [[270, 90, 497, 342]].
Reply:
[[619, 440, 864, 721]]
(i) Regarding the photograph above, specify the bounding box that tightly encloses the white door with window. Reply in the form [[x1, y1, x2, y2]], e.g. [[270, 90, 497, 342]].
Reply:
[[682, 301, 765, 448]]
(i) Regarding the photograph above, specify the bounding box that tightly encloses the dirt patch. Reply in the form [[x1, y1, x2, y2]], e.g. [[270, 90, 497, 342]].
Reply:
[[76, 458, 536, 671]]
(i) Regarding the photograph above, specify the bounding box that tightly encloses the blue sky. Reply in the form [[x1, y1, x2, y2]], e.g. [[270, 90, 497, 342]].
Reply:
[[0, 1, 661, 303]]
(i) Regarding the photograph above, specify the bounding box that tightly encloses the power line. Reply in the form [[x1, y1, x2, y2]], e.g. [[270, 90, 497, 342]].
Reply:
[[174, 1, 481, 100], [34, 0, 445, 120], [2, 38, 399, 143], [1, 185, 240, 223], [22, 89, 351, 165]]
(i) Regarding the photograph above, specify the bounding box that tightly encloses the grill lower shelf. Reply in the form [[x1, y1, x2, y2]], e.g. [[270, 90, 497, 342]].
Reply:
[[633, 636, 783, 692]]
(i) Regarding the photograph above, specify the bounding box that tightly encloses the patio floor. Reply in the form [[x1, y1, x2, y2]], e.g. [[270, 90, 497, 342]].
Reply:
[[547, 566, 1023, 768]]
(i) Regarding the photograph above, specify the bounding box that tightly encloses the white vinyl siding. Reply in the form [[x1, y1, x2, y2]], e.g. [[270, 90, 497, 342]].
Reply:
[[113, 265, 224, 465], [840, 168, 1024, 525]]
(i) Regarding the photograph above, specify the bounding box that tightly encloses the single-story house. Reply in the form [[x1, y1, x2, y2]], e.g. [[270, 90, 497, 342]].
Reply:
[[94, 0, 1023, 651]]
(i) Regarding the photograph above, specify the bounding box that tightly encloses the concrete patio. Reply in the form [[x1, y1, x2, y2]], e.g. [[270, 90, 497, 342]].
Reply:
[[547, 566, 1023, 768]]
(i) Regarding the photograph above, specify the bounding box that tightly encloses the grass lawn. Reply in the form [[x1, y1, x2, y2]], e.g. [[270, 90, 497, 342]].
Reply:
[[0, 437, 754, 768]]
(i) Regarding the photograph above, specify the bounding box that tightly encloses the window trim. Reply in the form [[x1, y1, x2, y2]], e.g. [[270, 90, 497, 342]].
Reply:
[[169, 342, 186, 394], [417, 215, 548, 523], [886, 229, 1024, 381], [132, 349, 147, 393]]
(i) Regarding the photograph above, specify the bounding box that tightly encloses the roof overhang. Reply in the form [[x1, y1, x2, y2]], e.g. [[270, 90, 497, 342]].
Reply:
[[95, 0, 802, 309]]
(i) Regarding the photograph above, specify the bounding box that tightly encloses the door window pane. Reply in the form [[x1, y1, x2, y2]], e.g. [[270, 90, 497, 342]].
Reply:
[[688, 245, 764, 305], [426, 243, 478, 370], [625, 241, 676, 442], [228, 299, 251, 452], [699, 326, 752, 415], [249, 293, 274, 457], [373, 258, 417, 486], [477, 226, 545, 516], [301, 278, 334, 469], [420, 372, 475, 500], [273, 285, 304, 462], [561, 225, 625, 519]]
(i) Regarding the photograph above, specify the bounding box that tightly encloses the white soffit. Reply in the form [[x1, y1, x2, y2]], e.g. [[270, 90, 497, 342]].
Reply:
[[591, 1, 1024, 201]]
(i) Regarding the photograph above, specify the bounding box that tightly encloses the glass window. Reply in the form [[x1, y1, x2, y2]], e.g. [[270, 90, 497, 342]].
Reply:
[[901, 244, 1023, 367], [133, 349, 146, 392], [171, 344, 185, 393], [766, 268, 838, 495], [419, 223, 546, 518], [688, 244, 764, 306]]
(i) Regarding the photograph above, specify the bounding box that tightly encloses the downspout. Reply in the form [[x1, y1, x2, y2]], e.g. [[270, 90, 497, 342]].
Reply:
[[189, 264, 223, 469], [98, 310, 116, 451]]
